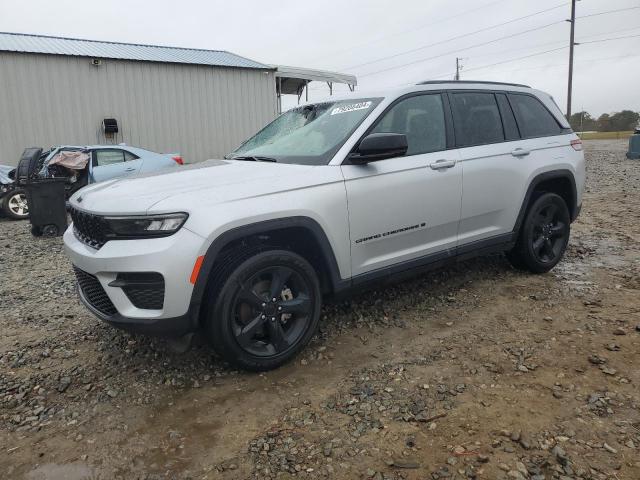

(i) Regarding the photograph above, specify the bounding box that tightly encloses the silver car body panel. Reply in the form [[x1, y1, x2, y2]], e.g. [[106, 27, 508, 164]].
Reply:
[[64, 82, 585, 325]]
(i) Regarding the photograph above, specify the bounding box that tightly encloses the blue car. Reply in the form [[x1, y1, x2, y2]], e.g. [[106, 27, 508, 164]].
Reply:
[[42, 144, 183, 185], [4, 145, 183, 219]]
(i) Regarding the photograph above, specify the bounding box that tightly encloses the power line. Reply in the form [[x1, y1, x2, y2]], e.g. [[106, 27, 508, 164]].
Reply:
[[458, 39, 566, 59], [307, 0, 507, 64], [454, 46, 569, 75], [456, 27, 640, 59], [307, 5, 640, 96], [357, 20, 564, 78], [567, 3, 640, 117], [427, 48, 640, 82], [466, 53, 640, 76], [576, 5, 640, 19], [418, 51, 640, 84], [342, 2, 569, 71], [308, 28, 640, 93], [430, 33, 639, 81], [577, 33, 640, 45], [308, 48, 640, 98], [386, 45, 568, 83], [576, 24, 640, 39], [342, 4, 638, 74]]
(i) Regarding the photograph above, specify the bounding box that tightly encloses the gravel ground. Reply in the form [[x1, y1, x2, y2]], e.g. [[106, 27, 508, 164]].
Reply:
[[1, 140, 639, 480]]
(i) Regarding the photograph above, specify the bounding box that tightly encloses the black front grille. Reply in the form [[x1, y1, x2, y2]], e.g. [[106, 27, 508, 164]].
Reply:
[[70, 208, 111, 249], [117, 273, 165, 310], [73, 266, 117, 316]]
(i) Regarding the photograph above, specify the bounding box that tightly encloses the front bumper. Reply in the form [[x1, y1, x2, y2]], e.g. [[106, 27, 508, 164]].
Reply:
[[76, 284, 194, 336], [64, 224, 206, 336]]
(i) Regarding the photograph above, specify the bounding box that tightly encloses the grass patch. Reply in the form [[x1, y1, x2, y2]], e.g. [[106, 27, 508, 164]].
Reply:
[[578, 131, 633, 140]]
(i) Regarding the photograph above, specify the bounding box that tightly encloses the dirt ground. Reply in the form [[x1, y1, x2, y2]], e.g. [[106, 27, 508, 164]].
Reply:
[[1, 140, 639, 480]]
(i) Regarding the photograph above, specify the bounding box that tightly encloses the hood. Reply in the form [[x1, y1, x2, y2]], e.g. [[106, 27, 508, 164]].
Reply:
[[69, 159, 320, 215]]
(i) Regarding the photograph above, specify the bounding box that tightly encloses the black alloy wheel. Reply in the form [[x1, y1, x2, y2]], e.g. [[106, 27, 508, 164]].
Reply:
[[530, 202, 568, 264], [507, 192, 570, 273], [206, 250, 321, 371], [231, 265, 313, 357]]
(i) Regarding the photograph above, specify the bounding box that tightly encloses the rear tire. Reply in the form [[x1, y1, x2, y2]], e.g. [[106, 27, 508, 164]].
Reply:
[[204, 249, 322, 371], [507, 192, 570, 273], [2, 189, 29, 220]]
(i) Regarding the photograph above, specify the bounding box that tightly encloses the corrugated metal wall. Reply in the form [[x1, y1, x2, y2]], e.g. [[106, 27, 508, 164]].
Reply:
[[0, 52, 277, 166]]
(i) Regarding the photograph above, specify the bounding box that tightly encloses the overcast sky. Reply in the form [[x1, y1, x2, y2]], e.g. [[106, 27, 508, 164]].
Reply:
[[1, 0, 638, 115]]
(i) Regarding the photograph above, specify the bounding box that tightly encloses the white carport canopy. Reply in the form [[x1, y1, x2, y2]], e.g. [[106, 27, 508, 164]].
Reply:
[[273, 65, 357, 113]]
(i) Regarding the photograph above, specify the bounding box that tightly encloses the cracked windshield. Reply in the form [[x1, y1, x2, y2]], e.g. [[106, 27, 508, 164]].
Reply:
[[230, 98, 381, 165]]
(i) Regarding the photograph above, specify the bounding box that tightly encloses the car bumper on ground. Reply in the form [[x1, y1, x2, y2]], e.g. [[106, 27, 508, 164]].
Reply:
[[64, 224, 205, 336]]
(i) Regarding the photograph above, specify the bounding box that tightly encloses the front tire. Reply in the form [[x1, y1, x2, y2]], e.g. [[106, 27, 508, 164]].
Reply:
[[205, 250, 322, 371], [2, 189, 29, 220], [507, 193, 570, 273]]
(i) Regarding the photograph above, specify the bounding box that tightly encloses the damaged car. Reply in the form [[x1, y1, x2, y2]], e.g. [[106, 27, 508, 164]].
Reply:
[[11, 145, 183, 218], [1, 164, 29, 219], [39, 145, 184, 197]]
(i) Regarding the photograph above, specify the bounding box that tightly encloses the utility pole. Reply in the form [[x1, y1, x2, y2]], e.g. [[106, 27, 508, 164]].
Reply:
[[455, 57, 462, 81], [566, 0, 577, 118]]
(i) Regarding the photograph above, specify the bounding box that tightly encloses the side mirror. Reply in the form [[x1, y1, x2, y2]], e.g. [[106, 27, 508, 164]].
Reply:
[[348, 133, 408, 164]]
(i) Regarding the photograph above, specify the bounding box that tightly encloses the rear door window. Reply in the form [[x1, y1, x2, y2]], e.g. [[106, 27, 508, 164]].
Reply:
[[370, 94, 446, 155], [95, 150, 124, 167], [508, 94, 563, 138], [450, 92, 504, 147], [95, 150, 125, 166]]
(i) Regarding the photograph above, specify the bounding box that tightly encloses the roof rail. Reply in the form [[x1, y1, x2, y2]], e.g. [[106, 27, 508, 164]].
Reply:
[[417, 80, 531, 88]]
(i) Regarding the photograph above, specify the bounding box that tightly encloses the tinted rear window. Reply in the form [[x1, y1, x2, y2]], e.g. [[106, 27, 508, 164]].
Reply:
[[450, 92, 504, 147], [496, 93, 520, 141], [508, 94, 563, 138]]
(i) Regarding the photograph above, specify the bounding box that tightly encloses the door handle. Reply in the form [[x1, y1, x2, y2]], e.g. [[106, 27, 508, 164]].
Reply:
[[429, 159, 456, 170], [125, 167, 136, 172], [511, 148, 530, 157]]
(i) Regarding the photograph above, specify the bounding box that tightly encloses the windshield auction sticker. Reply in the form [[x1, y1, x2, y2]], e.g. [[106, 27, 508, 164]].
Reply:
[[331, 101, 372, 115]]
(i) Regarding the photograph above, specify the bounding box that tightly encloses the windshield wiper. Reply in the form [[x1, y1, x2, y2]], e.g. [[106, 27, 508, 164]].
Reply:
[[228, 155, 277, 163]]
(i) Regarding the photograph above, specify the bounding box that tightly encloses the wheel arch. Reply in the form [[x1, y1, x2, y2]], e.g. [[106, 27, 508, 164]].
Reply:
[[513, 169, 578, 235], [188, 216, 347, 327]]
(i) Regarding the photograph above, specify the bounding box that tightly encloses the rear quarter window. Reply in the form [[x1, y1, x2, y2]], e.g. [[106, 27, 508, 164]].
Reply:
[[123, 151, 139, 161], [508, 94, 563, 138]]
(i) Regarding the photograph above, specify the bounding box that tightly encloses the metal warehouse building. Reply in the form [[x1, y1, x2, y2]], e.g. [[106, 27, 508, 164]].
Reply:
[[0, 32, 356, 166]]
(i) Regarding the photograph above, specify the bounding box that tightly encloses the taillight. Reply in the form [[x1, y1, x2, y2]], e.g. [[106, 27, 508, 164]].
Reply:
[[172, 155, 184, 165], [570, 139, 583, 151]]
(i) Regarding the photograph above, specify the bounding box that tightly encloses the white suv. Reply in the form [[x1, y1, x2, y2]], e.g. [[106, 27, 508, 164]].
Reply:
[[64, 81, 585, 371]]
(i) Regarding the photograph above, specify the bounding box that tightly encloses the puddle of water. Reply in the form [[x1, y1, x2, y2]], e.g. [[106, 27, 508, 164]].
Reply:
[[26, 463, 95, 480], [554, 234, 626, 293]]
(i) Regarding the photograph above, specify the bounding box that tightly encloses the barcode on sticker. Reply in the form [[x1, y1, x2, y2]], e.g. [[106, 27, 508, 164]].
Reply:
[[331, 101, 372, 115]]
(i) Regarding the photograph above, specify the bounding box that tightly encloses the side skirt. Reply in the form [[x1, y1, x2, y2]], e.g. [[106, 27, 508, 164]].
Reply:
[[333, 233, 515, 299]]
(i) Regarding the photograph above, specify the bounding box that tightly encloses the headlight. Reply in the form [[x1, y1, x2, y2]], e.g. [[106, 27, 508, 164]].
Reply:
[[103, 213, 188, 238]]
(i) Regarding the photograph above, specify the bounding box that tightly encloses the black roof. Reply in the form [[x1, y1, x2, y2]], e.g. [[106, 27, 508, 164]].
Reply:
[[417, 80, 531, 88]]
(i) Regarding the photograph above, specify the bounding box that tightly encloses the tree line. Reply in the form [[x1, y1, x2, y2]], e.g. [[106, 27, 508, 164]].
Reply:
[[568, 110, 639, 132]]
